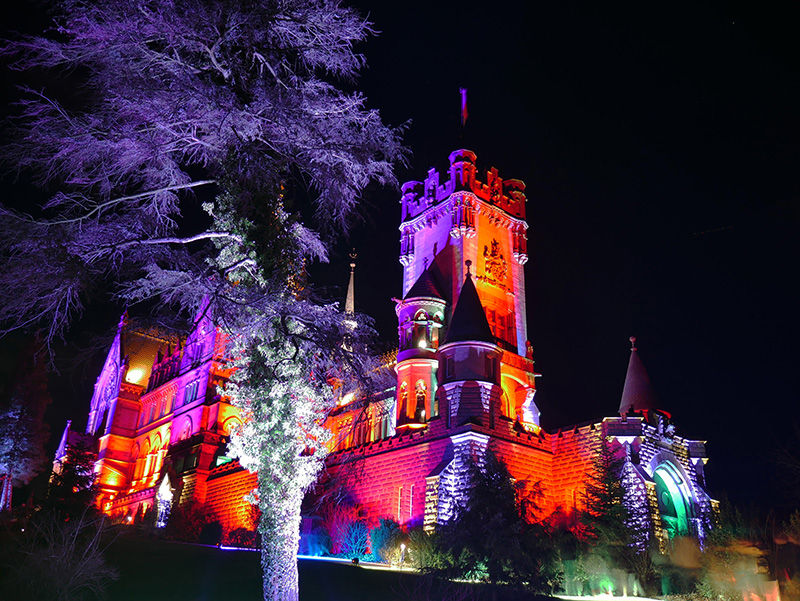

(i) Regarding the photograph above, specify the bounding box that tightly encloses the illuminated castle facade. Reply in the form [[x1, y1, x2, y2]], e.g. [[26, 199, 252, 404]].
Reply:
[[58, 149, 716, 549], [324, 149, 717, 547]]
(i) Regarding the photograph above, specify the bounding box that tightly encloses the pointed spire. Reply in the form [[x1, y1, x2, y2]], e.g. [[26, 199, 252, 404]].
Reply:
[[443, 265, 495, 344], [618, 337, 658, 416], [56, 420, 73, 462], [345, 249, 356, 315]]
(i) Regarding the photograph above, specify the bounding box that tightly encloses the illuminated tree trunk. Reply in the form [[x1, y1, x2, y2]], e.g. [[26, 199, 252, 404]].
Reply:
[[259, 480, 303, 601], [0, 475, 12, 512]]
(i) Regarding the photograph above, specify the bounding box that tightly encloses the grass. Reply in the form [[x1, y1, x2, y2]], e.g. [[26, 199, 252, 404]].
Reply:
[[0, 526, 555, 600], [104, 535, 435, 601], [103, 534, 555, 601]]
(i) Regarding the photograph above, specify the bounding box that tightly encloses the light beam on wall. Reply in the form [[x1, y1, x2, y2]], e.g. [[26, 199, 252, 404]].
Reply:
[[126, 368, 144, 384]]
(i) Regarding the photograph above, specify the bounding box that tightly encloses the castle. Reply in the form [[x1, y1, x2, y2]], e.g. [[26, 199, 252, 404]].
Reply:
[[56, 148, 716, 550]]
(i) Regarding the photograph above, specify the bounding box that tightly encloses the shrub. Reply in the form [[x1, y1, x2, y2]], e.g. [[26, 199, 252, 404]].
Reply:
[[0, 509, 119, 600], [369, 518, 402, 563], [226, 527, 260, 549], [163, 499, 217, 543], [340, 520, 370, 559]]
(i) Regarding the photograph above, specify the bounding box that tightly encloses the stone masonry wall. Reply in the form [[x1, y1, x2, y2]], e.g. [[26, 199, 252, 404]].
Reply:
[[205, 460, 258, 535]]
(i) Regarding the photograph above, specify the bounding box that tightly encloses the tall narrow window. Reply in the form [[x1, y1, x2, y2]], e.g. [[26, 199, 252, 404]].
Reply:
[[399, 383, 408, 422], [414, 381, 427, 422], [397, 486, 403, 522]]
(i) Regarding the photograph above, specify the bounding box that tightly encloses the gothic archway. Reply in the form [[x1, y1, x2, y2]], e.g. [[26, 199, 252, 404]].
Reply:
[[653, 462, 693, 538]]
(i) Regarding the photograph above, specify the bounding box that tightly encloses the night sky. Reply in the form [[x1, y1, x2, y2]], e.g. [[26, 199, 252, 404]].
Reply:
[[318, 0, 800, 510], [4, 1, 800, 510]]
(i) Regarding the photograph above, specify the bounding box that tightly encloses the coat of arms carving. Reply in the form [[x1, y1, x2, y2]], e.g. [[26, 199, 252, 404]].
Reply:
[[483, 239, 507, 283]]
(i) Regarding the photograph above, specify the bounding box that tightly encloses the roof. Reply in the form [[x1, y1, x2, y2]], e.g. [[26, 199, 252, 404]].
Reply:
[[618, 339, 659, 415], [404, 267, 444, 300], [443, 274, 495, 344]]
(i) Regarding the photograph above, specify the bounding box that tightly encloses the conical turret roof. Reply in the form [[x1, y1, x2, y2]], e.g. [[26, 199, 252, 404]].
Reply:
[[618, 337, 658, 415], [443, 272, 495, 344], [404, 267, 444, 300]]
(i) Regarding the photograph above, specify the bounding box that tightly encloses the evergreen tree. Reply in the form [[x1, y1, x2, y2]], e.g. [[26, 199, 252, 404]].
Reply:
[[47, 441, 98, 520], [581, 439, 630, 554], [425, 447, 562, 595], [580, 439, 657, 595], [1, 1, 403, 599]]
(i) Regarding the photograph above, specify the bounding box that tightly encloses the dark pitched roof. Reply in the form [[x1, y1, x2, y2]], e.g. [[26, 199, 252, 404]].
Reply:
[[443, 274, 495, 344], [404, 268, 444, 300], [618, 340, 659, 415]]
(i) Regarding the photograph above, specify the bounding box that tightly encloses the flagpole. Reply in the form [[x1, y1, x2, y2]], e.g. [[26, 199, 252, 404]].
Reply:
[[459, 87, 468, 128]]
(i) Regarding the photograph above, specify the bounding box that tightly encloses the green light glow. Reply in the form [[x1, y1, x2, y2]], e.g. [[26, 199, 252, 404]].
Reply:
[[653, 463, 691, 538]]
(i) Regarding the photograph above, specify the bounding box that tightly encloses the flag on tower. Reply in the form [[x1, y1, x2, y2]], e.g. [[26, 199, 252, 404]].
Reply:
[[460, 88, 468, 127]]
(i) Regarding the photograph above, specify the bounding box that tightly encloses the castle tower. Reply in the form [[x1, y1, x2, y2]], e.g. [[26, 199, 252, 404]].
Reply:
[[397, 150, 538, 429], [437, 263, 504, 429]]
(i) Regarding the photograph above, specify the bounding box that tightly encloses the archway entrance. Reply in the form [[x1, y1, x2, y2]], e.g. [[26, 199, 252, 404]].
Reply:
[[653, 463, 692, 538]]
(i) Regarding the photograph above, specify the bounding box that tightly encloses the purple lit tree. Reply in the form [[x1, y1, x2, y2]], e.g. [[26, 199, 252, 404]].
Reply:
[[0, 1, 404, 599]]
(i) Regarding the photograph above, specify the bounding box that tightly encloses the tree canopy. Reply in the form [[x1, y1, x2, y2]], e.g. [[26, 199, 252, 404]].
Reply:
[[0, 0, 405, 343]]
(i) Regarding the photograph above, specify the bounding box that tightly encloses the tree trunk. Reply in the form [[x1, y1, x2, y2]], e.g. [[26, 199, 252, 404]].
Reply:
[[259, 480, 303, 601], [0, 475, 12, 512]]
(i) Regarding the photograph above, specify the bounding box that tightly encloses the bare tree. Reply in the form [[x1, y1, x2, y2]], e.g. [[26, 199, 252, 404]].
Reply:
[[1, 1, 405, 599]]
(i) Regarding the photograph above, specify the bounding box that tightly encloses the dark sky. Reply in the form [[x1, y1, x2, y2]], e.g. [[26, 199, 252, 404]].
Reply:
[[4, 0, 799, 510], [317, 0, 800, 510]]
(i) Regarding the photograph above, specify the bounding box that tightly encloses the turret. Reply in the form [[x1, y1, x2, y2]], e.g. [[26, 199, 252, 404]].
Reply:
[[437, 263, 503, 428], [620, 337, 668, 417], [394, 267, 446, 430]]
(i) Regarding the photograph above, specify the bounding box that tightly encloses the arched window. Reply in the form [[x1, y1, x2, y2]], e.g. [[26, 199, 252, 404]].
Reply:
[[151, 433, 165, 478], [414, 381, 427, 422], [130, 444, 141, 481], [413, 310, 430, 349], [399, 383, 408, 420], [135, 440, 150, 481], [353, 412, 370, 446], [179, 418, 192, 441]]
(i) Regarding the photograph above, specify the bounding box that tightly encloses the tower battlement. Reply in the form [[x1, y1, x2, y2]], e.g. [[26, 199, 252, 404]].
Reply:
[[400, 149, 526, 222]]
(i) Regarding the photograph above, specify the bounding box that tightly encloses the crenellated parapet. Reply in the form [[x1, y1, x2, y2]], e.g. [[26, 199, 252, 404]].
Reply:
[[400, 149, 526, 223]]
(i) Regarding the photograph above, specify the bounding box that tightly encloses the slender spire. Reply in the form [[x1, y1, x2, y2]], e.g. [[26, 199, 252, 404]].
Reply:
[[345, 249, 356, 315], [618, 336, 658, 416]]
